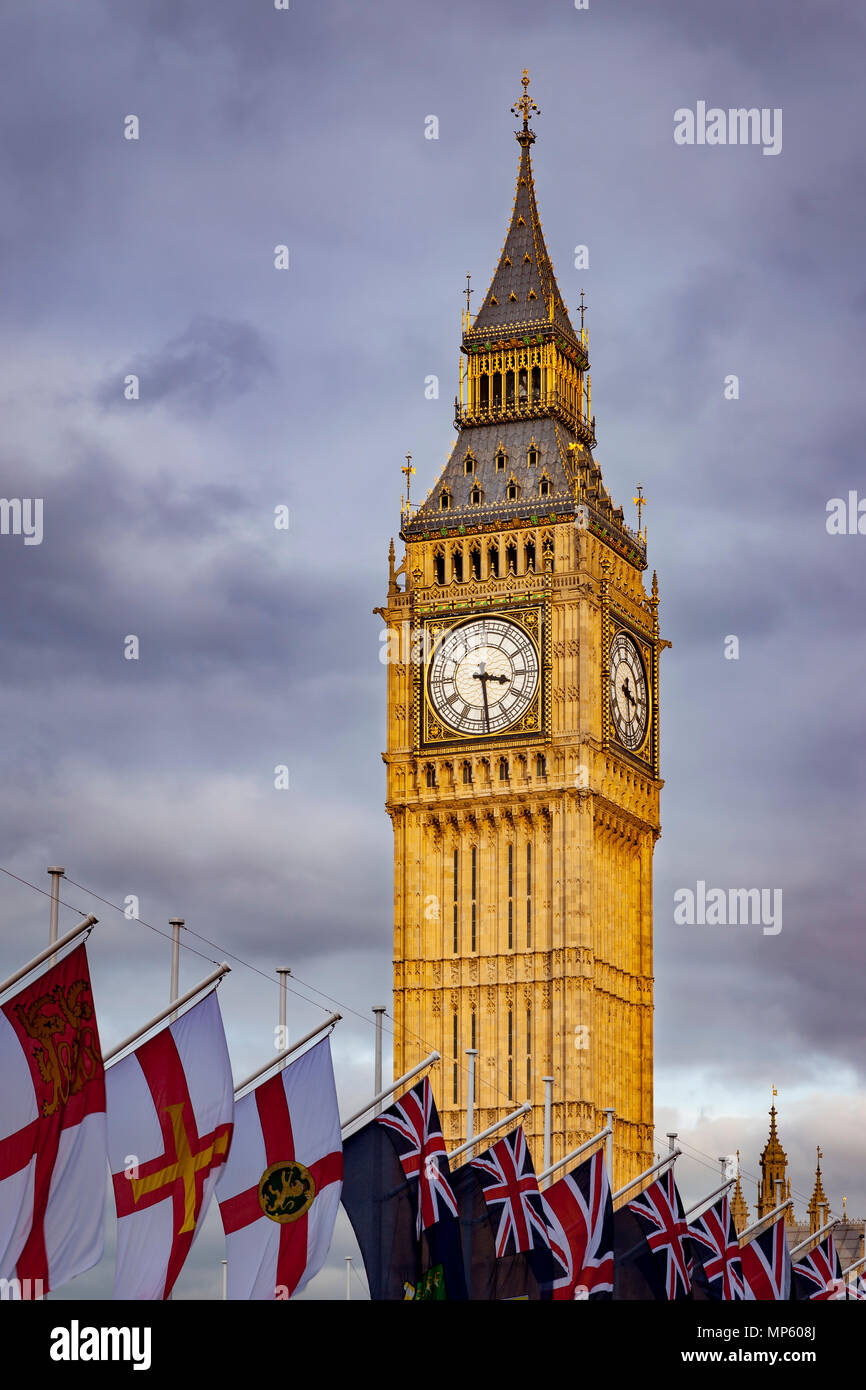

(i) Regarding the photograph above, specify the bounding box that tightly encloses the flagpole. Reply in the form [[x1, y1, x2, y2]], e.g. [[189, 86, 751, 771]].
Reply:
[[340, 1050, 440, 1132], [168, 917, 184, 1022], [684, 1178, 735, 1222], [277, 968, 291, 1063], [448, 1101, 531, 1163], [841, 1252, 866, 1279], [542, 1076, 554, 1181], [789, 1218, 839, 1259], [538, 1122, 612, 1184], [0, 914, 98, 999], [47, 866, 65, 965], [372, 1006, 386, 1115], [103, 963, 231, 1064], [738, 1197, 793, 1247], [234, 1012, 341, 1095], [465, 1048, 478, 1156], [603, 1108, 615, 1187], [613, 1148, 681, 1208]]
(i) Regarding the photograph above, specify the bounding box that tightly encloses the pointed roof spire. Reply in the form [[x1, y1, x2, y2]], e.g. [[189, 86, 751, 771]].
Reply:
[[469, 71, 576, 340], [730, 1150, 751, 1235], [807, 1146, 829, 1235]]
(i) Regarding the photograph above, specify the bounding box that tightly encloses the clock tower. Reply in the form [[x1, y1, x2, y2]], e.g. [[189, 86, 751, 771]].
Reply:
[[379, 75, 665, 1188]]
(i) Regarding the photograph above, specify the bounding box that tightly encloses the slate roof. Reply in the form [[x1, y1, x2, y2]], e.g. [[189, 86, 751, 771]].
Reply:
[[469, 135, 576, 344]]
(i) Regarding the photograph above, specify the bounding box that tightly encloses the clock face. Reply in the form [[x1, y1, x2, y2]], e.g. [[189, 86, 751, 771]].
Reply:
[[609, 631, 648, 751], [427, 616, 539, 737]]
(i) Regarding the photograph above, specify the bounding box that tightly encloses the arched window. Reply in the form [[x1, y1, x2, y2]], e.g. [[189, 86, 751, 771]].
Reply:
[[426, 763, 437, 789], [434, 551, 446, 584], [525, 541, 536, 571], [464, 453, 474, 476], [495, 450, 507, 472], [535, 753, 546, 777], [539, 477, 550, 498], [439, 489, 451, 510], [507, 480, 518, 502], [532, 365, 541, 401], [488, 544, 499, 578], [527, 446, 538, 468], [469, 546, 481, 580], [506, 542, 518, 574], [480, 373, 489, 410], [518, 366, 528, 400], [452, 550, 463, 582], [505, 370, 515, 406], [492, 374, 502, 408], [462, 760, 473, 785], [470, 484, 482, 505], [499, 757, 509, 781]]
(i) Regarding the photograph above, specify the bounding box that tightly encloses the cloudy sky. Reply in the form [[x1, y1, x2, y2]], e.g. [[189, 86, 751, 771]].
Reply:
[[1, 0, 864, 1298]]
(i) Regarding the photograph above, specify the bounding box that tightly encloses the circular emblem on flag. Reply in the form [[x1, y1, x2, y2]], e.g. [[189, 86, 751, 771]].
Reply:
[[257, 1160, 316, 1224]]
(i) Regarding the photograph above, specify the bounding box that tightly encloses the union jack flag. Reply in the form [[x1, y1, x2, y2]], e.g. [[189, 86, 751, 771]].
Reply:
[[470, 1127, 551, 1257], [792, 1234, 842, 1301], [741, 1215, 791, 1300], [688, 1195, 744, 1300], [542, 1149, 614, 1299], [377, 1078, 457, 1235], [627, 1167, 691, 1300]]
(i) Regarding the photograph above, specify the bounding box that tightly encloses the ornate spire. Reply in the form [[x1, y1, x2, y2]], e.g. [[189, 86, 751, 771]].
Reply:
[[730, 1150, 750, 1235], [807, 1146, 829, 1235], [758, 1099, 795, 1224]]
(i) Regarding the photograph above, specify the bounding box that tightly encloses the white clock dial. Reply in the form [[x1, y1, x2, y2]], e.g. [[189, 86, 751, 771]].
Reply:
[[609, 631, 648, 751], [427, 616, 539, 736]]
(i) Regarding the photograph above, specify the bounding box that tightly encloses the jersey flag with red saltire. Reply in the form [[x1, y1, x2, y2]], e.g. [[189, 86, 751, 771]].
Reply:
[[541, 1148, 614, 1300], [108, 989, 234, 1300], [341, 1076, 467, 1300], [0, 943, 106, 1294], [615, 1166, 691, 1300], [218, 1035, 342, 1300], [741, 1215, 792, 1300], [792, 1233, 842, 1301], [688, 1194, 745, 1301]]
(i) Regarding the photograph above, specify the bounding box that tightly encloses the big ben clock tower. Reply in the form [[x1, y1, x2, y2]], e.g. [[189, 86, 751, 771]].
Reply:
[[379, 74, 665, 1188]]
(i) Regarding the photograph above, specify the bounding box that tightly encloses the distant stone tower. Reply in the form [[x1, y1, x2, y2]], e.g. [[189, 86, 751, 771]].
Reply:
[[757, 1103, 795, 1225], [730, 1150, 750, 1235]]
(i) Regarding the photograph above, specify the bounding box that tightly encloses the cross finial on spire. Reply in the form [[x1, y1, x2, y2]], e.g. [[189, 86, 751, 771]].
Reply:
[[464, 272, 473, 314], [633, 483, 645, 537], [401, 452, 416, 517], [511, 68, 540, 139], [579, 288, 586, 331]]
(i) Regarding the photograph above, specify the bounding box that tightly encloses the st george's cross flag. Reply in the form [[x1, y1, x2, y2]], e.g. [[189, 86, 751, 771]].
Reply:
[[0, 943, 106, 1294], [541, 1148, 614, 1300], [740, 1215, 792, 1300], [615, 1166, 692, 1300], [688, 1194, 744, 1301], [218, 1035, 342, 1300], [107, 989, 234, 1300], [792, 1233, 842, 1301]]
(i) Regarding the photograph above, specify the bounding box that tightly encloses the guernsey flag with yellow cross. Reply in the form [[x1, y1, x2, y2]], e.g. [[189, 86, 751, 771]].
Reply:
[[107, 989, 234, 1299]]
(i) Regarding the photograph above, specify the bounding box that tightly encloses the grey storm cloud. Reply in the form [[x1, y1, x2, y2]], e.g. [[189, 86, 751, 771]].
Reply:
[[98, 315, 273, 416]]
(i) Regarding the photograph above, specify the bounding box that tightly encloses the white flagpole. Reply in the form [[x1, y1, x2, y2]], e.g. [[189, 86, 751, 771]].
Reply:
[[168, 917, 184, 1022], [47, 866, 65, 965], [103, 963, 231, 1064], [465, 1049, 478, 1156], [789, 1218, 839, 1259], [372, 1006, 386, 1115], [841, 1252, 866, 1279], [340, 1051, 440, 1133], [539, 1122, 613, 1184], [738, 1197, 793, 1246], [542, 1076, 554, 1181], [603, 1107, 615, 1185], [684, 1178, 735, 1222], [276, 968, 291, 1064], [234, 1012, 341, 1096], [0, 915, 98, 999], [613, 1148, 681, 1206], [448, 1101, 531, 1163]]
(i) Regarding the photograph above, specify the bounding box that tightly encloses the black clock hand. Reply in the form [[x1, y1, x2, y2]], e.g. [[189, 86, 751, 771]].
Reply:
[[621, 676, 636, 709]]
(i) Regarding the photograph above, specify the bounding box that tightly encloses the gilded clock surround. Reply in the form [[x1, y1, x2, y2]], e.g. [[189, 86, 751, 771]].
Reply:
[[379, 76, 666, 1191]]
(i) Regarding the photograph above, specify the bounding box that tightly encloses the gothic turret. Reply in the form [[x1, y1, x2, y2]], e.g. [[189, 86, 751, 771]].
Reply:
[[757, 1102, 795, 1224]]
